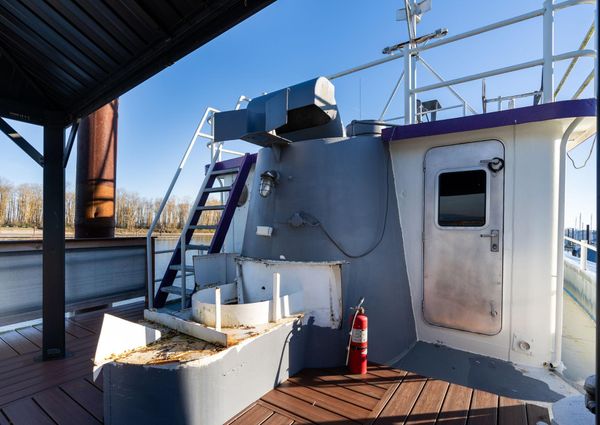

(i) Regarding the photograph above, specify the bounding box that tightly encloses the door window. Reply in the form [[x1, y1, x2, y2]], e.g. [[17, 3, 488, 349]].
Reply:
[[438, 170, 486, 227]]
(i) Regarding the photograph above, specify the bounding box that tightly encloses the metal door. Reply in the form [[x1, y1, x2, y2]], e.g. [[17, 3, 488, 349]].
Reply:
[[423, 140, 504, 335]]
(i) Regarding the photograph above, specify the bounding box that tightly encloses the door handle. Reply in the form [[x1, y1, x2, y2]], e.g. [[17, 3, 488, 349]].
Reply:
[[480, 229, 500, 252], [480, 157, 504, 172]]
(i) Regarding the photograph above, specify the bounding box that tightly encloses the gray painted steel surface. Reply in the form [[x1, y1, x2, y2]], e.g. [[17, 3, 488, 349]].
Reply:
[[241, 135, 416, 366], [103, 320, 305, 425], [0, 239, 146, 326], [423, 140, 505, 335]]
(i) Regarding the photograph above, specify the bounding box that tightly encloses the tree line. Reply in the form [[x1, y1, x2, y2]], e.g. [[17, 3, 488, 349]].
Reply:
[[0, 177, 219, 232]]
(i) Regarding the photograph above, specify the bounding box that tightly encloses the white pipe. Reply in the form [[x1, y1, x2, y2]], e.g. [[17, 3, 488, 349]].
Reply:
[[580, 240, 589, 271], [413, 49, 595, 94], [417, 56, 478, 115], [553, 117, 585, 368], [543, 0, 555, 103], [215, 287, 222, 332], [379, 71, 405, 120], [572, 69, 595, 99], [328, 53, 405, 80], [553, 0, 595, 10], [327, 0, 591, 83], [272, 273, 281, 322], [404, 45, 413, 125]]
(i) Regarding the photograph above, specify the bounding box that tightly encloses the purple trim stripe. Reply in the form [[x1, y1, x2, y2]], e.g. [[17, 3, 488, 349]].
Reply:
[[382, 98, 597, 142]]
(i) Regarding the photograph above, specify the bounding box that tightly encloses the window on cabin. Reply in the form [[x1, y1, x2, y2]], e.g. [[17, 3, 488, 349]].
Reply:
[[438, 170, 486, 227]]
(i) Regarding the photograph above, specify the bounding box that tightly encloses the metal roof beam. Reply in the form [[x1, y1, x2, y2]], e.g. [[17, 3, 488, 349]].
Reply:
[[0, 116, 43, 166]]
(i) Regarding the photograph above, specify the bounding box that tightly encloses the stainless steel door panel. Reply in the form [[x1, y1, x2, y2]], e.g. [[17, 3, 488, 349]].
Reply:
[[423, 140, 504, 335]]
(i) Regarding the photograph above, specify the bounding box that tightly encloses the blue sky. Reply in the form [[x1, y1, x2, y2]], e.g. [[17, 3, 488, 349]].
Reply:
[[0, 0, 596, 228]]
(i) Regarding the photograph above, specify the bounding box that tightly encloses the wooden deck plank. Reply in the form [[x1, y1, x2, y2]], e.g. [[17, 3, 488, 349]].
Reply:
[[2, 397, 55, 425], [261, 412, 295, 425], [0, 338, 18, 361], [467, 390, 498, 425], [0, 354, 96, 407], [374, 373, 428, 424], [0, 330, 39, 354], [34, 322, 78, 342], [406, 379, 449, 424], [498, 397, 526, 425], [60, 378, 104, 422], [34, 387, 101, 425], [289, 373, 379, 410], [262, 388, 352, 423], [257, 400, 312, 425], [0, 332, 97, 376], [310, 369, 388, 399], [16, 326, 43, 348], [229, 404, 273, 424], [0, 342, 95, 391], [436, 384, 473, 425], [277, 380, 372, 420], [525, 403, 550, 425]]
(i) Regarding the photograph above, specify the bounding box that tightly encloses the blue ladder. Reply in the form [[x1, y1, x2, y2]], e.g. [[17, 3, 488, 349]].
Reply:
[[154, 153, 256, 308]]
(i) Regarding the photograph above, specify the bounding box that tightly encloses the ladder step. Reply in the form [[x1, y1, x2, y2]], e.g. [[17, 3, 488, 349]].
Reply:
[[204, 186, 232, 193], [189, 225, 218, 230], [160, 286, 194, 296], [169, 264, 194, 272], [197, 205, 225, 211], [186, 243, 211, 251], [211, 168, 239, 176]]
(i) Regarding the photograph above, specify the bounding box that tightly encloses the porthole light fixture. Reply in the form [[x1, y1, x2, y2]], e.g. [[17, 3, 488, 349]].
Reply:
[[259, 170, 280, 198]]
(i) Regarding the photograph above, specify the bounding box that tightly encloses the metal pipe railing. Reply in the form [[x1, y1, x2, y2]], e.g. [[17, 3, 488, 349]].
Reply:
[[565, 236, 597, 273], [412, 49, 595, 95], [326, 0, 595, 123], [555, 22, 595, 97], [146, 107, 218, 309], [417, 56, 477, 115]]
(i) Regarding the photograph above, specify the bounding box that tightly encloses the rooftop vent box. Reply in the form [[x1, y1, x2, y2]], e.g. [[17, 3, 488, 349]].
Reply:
[[214, 77, 344, 146]]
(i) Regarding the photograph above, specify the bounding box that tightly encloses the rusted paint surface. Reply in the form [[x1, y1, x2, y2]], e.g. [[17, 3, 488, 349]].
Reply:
[[75, 99, 118, 239]]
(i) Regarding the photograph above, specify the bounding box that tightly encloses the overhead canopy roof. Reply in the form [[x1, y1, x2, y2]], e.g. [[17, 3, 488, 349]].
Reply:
[[0, 0, 274, 126]]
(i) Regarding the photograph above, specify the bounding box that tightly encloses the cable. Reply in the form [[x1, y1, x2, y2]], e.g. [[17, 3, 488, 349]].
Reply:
[[567, 135, 596, 170], [297, 151, 391, 258]]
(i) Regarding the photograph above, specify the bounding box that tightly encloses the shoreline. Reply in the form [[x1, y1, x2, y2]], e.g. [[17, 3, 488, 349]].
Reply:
[[0, 227, 213, 240]]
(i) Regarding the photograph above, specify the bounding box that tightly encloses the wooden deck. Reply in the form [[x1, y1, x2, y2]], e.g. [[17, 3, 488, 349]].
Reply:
[[0, 301, 144, 425], [227, 364, 551, 425], [0, 303, 551, 425]]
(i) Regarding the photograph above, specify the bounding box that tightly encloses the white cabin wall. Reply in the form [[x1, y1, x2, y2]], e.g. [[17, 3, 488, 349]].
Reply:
[[389, 121, 566, 367], [509, 121, 563, 366]]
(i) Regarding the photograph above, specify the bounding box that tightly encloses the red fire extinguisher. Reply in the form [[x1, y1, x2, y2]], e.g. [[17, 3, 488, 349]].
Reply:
[[347, 297, 367, 374]]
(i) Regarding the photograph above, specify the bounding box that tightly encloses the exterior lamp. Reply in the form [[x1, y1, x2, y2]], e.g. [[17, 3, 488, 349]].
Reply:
[[259, 170, 280, 198]]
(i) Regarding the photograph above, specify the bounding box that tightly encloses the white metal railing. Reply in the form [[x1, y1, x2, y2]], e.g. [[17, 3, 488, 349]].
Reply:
[[328, 0, 596, 124], [565, 236, 597, 272], [146, 97, 250, 310]]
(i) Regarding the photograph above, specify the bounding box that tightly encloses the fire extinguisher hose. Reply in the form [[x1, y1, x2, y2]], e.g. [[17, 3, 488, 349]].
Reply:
[[346, 297, 365, 366]]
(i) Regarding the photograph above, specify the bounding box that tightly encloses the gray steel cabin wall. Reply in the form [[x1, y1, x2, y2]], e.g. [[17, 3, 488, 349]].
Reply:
[[242, 134, 416, 366]]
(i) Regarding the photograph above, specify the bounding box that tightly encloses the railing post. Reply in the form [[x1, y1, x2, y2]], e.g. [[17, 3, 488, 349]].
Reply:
[[404, 44, 413, 125], [542, 0, 555, 103], [215, 286, 222, 332], [580, 239, 588, 271], [272, 273, 281, 322]]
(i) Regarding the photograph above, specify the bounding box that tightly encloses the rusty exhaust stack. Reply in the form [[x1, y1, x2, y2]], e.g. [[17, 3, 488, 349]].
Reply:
[[75, 100, 118, 239]]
